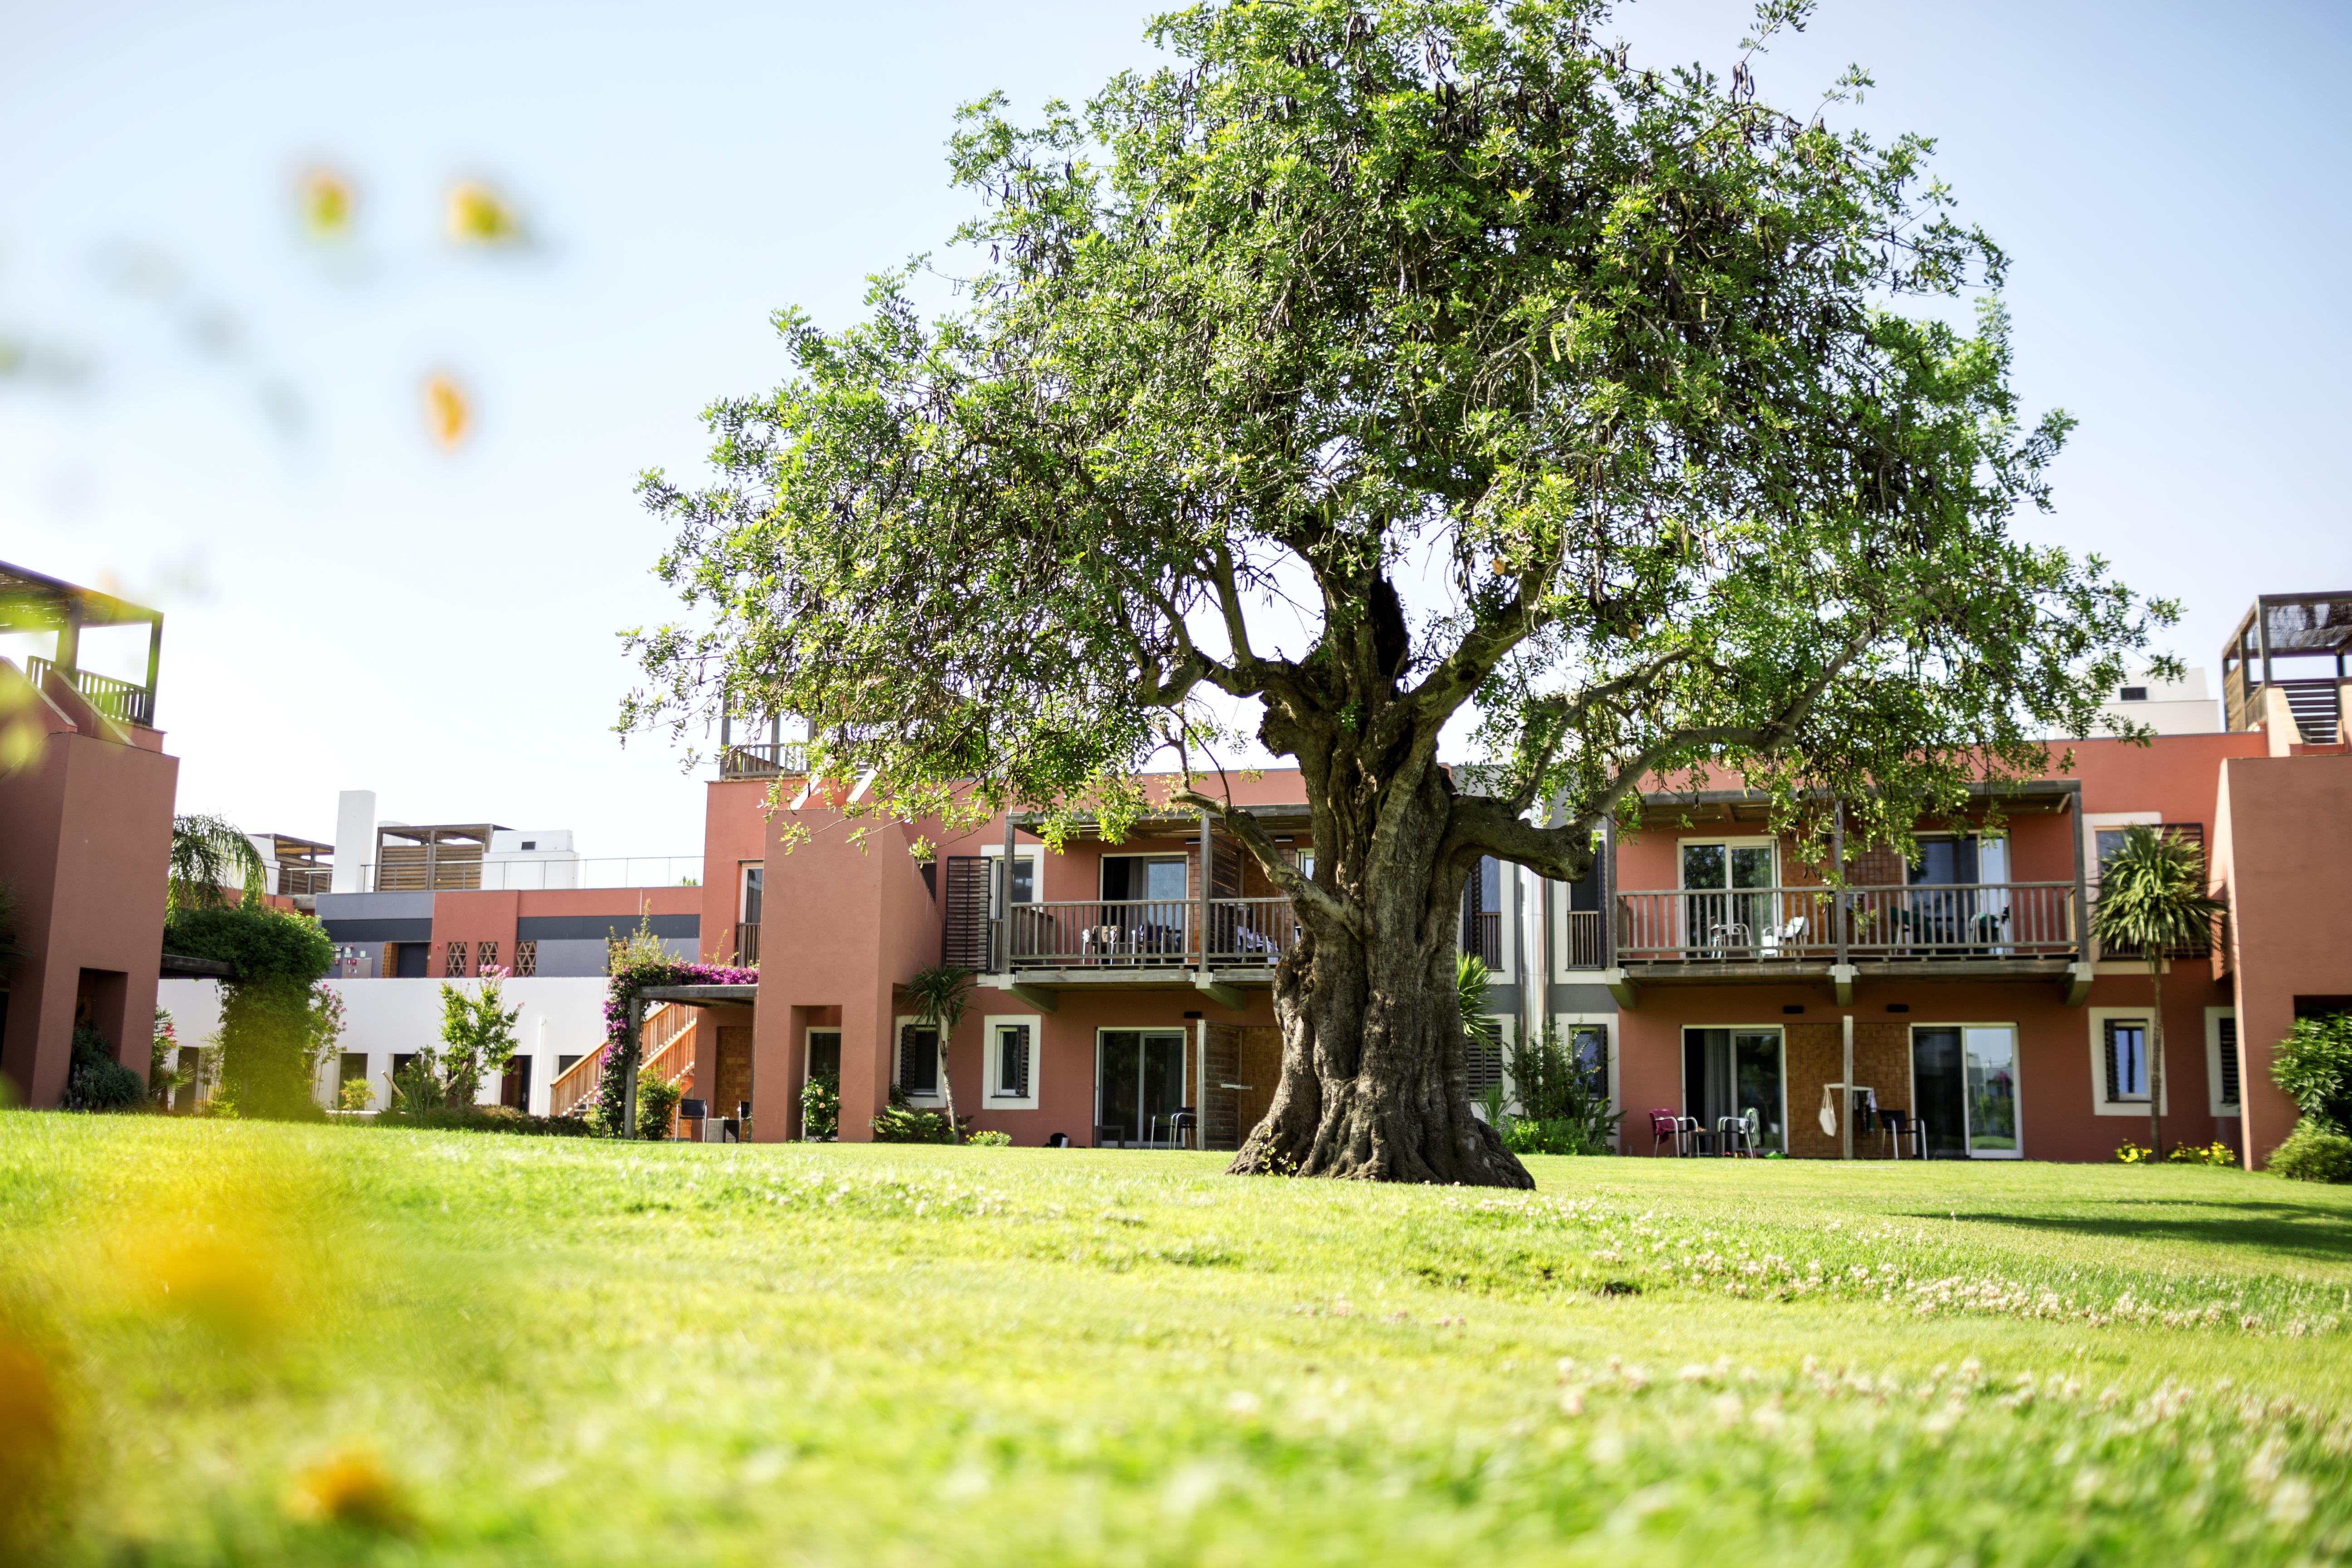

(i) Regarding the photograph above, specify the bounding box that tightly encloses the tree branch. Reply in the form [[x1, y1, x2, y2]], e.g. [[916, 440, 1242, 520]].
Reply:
[[1170, 786, 1369, 941]]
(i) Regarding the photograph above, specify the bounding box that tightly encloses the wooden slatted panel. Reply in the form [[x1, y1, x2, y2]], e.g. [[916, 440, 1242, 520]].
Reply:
[[942, 857, 990, 969]]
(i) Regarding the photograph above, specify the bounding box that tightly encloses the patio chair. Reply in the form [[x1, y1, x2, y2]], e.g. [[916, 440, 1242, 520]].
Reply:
[[1877, 1107, 1926, 1160], [1717, 1108, 1762, 1157], [1759, 916, 1808, 958], [1647, 1109, 1683, 1157], [1168, 1107, 1198, 1149], [676, 1098, 707, 1142]]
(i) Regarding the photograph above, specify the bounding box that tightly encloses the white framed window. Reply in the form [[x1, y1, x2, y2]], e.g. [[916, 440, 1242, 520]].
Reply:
[[981, 842, 1044, 907], [983, 1014, 1042, 1108], [1554, 1013, 1617, 1128], [2205, 1007, 2240, 1117], [893, 1014, 945, 1105], [1295, 849, 1316, 880], [2087, 1006, 2166, 1115], [740, 862, 764, 924]]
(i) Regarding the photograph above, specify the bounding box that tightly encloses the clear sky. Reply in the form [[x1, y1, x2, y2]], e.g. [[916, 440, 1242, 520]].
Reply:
[[3, 1, 2346, 862]]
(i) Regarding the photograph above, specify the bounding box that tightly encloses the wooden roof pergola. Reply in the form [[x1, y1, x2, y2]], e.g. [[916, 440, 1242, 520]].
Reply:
[[1, 559, 165, 727]]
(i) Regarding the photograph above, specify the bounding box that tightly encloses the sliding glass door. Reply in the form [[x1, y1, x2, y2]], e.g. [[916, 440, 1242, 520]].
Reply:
[[1681, 1028, 1786, 1152], [1910, 1026, 2021, 1157], [1097, 1030, 1189, 1147], [1681, 842, 1777, 954]]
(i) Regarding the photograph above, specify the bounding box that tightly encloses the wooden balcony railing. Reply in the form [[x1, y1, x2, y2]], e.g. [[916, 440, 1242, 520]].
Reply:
[[720, 741, 808, 778], [1001, 897, 1303, 970], [1561, 909, 1606, 969], [735, 921, 760, 966], [24, 656, 155, 728], [1613, 882, 2078, 964]]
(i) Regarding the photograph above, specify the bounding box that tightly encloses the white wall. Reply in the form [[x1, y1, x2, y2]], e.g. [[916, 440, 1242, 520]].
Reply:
[[2093, 665, 2221, 736], [157, 975, 612, 1115]]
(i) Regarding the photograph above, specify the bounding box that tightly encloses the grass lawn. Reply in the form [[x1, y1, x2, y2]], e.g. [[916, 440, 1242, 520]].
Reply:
[[4, 1116, 2350, 1565]]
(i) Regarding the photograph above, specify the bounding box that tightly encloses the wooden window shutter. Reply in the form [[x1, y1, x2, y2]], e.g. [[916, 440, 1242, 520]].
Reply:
[[2217, 1016, 2239, 1107], [445, 941, 467, 978], [899, 1024, 938, 1096], [2104, 1019, 2124, 1102], [999, 1024, 1030, 1098]]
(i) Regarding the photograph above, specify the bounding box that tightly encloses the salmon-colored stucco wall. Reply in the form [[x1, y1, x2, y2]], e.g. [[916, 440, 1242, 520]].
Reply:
[[1614, 968, 2231, 1163], [0, 669, 177, 1107], [2215, 753, 2352, 1168], [702, 779, 776, 963], [427, 886, 704, 973]]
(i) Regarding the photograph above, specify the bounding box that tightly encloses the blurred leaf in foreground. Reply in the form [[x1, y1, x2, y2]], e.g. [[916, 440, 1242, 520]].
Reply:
[[297, 166, 354, 240], [425, 373, 470, 448], [446, 181, 520, 245]]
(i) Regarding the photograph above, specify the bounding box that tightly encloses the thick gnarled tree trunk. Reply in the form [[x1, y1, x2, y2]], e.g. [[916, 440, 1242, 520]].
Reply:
[[1222, 741, 1532, 1187]]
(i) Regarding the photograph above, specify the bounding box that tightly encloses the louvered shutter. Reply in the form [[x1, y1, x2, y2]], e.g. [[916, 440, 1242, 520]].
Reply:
[[899, 1024, 938, 1097], [942, 858, 990, 968], [2104, 1019, 2124, 1102], [998, 1024, 1030, 1098], [2217, 1016, 2239, 1107]]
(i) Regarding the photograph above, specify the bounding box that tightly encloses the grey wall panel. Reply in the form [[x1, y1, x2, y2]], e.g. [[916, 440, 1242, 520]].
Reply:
[[517, 913, 700, 942], [528, 936, 696, 976], [1548, 983, 1620, 1014], [322, 918, 435, 943], [315, 892, 436, 921]]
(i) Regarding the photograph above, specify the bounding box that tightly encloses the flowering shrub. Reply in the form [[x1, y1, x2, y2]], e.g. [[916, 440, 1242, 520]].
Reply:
[[966, 1129, 1013, 1147], [592, 919, 755, 1137], [801, 1070, 840, 1142], [2166, 1140, 2237, 1166], [2113, 1141, 2157, 1164]]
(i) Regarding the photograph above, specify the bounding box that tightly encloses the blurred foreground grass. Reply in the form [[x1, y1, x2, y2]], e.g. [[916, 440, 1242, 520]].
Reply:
[[3, 1114, 2350, 1565]]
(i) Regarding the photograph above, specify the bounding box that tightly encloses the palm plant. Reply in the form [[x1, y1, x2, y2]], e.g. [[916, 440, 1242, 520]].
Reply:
[[902, 963, 974, 1138], [168, 813, 267, 915], [1458, 953, 1505, 1122], [2090, 826, 2225, 1158]]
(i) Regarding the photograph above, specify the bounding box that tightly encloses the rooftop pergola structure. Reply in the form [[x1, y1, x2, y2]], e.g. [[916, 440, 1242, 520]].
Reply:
[[0, 559, 165, 728], [372, 823, 504, 892], [2221, 591, 2352, 742]]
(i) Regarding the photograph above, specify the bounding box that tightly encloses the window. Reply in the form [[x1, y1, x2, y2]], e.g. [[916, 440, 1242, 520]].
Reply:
[[520, 840, 537, 851], [445, 941, 467, 978], [984, 1014, 1041, 1107], [476, 940, 498, 974], [896, 1018, 942, 1102], [2088, 1008, 2166, 1114], [741, 864, 764, 925], [514, 940, 538, 976], [1461, 857, 1508, 970], [1680, 839, 1774, 955], [1102, 855, 1187, 904], [1296, 850, 1316, 879], [558, 1054, 583, 1077], [2118, 686, 2148, 703], [982, 844, 1041, 909], [2206, 1009, 2240, 1115], [338, 1052, 368, 1088]]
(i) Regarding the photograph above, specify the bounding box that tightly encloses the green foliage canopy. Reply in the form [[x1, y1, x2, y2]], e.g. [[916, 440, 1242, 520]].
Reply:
[[627, 0, 2166, 891], [164, 903, 337, 1120]]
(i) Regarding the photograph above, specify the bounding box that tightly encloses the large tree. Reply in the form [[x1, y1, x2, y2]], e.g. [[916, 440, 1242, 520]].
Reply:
[[626, 0, 2167, 1186]]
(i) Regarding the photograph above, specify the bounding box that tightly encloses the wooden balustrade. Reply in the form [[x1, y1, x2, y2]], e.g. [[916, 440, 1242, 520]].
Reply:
[[1613, 882, 2078, 963]]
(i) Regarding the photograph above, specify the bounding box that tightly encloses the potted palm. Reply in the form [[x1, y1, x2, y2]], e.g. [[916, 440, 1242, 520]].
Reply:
[[2090, 826, 2225, 1160]]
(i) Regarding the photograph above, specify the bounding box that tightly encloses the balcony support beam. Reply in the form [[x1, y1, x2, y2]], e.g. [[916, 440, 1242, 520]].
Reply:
[[1192, 975, 1245, 1011], [1830, 963, 1857, 1006], [1599, 967, 1638, 1009], [2061, 962, 2094, 1007], [1006, 981, 1058, 1013]]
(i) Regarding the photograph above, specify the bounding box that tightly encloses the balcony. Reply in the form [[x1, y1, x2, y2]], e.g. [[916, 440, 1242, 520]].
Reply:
[[5, 559, 165, 729], [1601, 882, 2083, 1000], [1003, 897, 1300, 974], [719, 741, 808, 779], [735, 921, 761, 966]]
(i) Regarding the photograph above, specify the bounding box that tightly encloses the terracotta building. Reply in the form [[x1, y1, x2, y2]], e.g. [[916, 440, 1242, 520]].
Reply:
[[0, 564, 176, 1109]]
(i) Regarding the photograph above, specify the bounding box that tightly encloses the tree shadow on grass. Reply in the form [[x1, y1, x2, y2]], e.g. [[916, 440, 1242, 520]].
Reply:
[[1906, 1205, 2352, 1266]]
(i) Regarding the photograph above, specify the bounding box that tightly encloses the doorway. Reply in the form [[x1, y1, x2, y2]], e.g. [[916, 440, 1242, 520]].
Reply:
[[1097, 1029, 1189, 1146], [1681, 1028, 1786, 1152], [1681, 841, 1776, 954], [1910, 1026, 2020, 1157], [805, 1029, 841, 1085]]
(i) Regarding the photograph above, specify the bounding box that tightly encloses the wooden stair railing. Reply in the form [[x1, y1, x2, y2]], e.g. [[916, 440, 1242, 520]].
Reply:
[[545, 1002, 700, 1123]]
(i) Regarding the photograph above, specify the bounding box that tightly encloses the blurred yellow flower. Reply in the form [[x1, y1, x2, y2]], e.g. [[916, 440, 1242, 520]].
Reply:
[[0, 1329, 64, 1553], [425, 374, 470, 449], [446, 181, 520, 245], [298, 167, 353, 239], [286, 1450, 416, 1534]]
